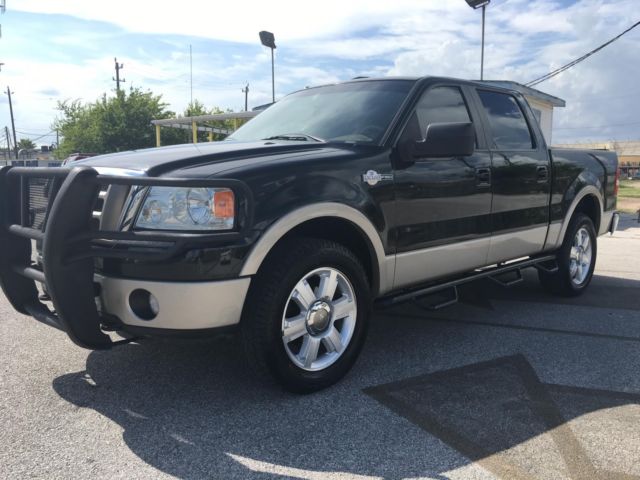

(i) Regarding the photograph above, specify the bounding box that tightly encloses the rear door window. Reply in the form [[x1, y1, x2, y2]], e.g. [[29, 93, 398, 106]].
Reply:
[[477, 90, 534, 150]]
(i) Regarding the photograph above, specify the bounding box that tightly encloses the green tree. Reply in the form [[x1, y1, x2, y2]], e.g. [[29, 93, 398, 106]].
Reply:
[[178, 100, 235, 143], [53, 87, 179, 158], [17, 138, 36, 150]]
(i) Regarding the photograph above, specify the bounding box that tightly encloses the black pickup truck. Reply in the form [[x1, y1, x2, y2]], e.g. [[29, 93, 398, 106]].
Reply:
[[0, 77, 619, 392]]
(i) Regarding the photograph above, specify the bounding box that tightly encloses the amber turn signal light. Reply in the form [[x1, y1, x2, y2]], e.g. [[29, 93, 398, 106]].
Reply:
[[213, 190, 235, 218]]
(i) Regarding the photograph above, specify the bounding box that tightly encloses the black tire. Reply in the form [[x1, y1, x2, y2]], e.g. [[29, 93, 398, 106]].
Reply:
[[240, 237, 371, 393], [538, 213, 597, 297]]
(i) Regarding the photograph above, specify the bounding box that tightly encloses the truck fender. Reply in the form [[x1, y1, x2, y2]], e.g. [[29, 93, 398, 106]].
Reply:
[[549, 179, 603, 250], [239, 202, 394, 295]]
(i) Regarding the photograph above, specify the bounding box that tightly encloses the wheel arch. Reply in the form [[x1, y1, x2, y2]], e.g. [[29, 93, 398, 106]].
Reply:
[[573, 194, 601, 232], [239, 203, 393, 296], [555, 185, 603, 249]]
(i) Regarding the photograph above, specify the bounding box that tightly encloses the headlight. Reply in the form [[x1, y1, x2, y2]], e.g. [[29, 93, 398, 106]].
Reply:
[[135, 187, 235, 230]]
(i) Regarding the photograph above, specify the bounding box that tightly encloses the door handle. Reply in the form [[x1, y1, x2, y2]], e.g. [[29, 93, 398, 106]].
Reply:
[[476, 167, 491, 186], [537, 165, 549, 182]]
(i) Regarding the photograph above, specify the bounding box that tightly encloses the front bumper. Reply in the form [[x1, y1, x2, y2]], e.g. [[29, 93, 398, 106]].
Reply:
[[97, 275, 250, 331], [0, 165, 253, 349]]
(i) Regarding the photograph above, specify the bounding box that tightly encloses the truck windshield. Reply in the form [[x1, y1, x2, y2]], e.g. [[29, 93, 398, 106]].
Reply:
[[227, 80, 414, 145]]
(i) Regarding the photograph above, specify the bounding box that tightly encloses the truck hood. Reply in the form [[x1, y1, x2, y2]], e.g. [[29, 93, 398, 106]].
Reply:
[[77, 141, 349, 177]]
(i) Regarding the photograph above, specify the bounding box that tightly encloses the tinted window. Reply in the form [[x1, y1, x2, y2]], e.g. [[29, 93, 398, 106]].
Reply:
[[478, 90, 534, 150], [416, 86, 472, 133], [228, 80, 414, 145], [400, 86, 473, 144]]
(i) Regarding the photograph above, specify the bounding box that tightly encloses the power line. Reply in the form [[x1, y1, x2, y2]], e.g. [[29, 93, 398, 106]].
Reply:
[[30, 131, 56, 142], [16, 130, 56, 136], [14, 130, 56, 143], [526, 19, 640, 87]]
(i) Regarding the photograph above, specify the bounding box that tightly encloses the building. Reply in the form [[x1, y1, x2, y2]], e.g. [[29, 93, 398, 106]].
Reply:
[[0, 145, 61, 167], [481, 81, 566, 145]]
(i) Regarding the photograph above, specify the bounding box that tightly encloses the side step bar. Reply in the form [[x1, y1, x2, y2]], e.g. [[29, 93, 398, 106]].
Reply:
[[489, 269, 523, 287], [376, 254, 558, 308], [417, 286, 459, 311]]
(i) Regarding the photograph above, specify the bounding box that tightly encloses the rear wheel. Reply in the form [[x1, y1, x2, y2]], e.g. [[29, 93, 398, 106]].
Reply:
[[538, 213, 597, 297], [241, 238, 371, 393]]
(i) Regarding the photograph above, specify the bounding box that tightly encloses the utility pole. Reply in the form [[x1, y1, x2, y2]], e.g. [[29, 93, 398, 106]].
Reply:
[[6, 86, 18, 159], [112, 57, 125, 91], [242, 83, 249, 111], [56, 129, 59, 149], [4, 126, 9, 160], [189, 44, 193, 106]]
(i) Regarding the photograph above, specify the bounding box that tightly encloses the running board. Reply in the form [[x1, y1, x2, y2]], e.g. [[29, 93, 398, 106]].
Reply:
[[534, 259, 559, 274], [376, 254, 557, 308], [419, 286, 459, 310], [489, 269, 523, 287]]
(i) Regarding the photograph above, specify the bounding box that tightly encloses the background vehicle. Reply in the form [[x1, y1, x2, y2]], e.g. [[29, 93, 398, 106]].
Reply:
[[0, 77, 619, 392]]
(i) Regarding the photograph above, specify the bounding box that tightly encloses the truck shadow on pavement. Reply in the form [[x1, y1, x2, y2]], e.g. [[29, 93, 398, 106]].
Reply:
[[52, 273, 640, 480]]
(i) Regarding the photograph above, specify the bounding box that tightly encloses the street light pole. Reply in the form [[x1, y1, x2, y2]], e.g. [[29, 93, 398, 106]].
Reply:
[[259, 31, 277, 103], [464, 0, 490, 80], [271, 47, 275, 103], [481, 3, 486, 80]]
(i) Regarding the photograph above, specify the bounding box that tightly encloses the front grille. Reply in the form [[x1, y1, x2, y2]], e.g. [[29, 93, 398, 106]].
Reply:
[[23, 177, 107, 232], [26, 177, 55, 231]]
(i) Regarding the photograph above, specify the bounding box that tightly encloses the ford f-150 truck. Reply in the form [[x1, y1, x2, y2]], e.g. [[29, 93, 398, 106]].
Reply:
[[0, 77, 619, 392]]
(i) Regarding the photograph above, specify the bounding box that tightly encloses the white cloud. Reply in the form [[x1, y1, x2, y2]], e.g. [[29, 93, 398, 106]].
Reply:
[[4, 0, 640, 144], [12, 0, 455, 43]]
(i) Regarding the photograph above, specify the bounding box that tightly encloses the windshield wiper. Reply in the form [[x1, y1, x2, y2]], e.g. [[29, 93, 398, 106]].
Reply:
[[262, 133, 326, 143]]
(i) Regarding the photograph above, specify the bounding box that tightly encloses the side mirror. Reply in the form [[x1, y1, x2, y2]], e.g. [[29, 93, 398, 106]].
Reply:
[[413, 122, 475, 158]]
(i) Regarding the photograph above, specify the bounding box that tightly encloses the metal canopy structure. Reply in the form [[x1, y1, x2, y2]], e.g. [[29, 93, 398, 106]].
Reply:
[[151, 111, 261, 147]]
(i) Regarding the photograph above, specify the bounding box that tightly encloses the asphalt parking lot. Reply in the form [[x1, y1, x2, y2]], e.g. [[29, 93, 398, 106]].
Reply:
[[1, 215, 639, 480]]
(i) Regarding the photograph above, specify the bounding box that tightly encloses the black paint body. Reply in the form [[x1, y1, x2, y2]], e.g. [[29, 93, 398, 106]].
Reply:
[[81, 77, 618, 290]]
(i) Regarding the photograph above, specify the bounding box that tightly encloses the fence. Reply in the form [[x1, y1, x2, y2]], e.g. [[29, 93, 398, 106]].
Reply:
[[0, 159, 62, 168]]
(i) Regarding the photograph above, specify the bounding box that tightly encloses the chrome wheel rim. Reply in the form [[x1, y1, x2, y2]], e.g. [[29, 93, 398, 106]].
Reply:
[[281, 267, 357, 371], [569, 227, 592, 286]]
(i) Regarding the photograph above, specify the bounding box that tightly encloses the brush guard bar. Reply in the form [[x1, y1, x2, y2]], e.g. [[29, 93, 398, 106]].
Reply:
[[0, 165, 253, 350]]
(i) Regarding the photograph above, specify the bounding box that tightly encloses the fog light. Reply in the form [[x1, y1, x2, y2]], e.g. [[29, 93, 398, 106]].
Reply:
[[149, 293, 160, 316], [129, 289, 159, 320]]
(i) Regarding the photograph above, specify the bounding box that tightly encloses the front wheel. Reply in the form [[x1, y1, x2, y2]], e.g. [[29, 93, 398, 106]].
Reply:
[[538, 213, 597, 297], [241, 238, 371, 393]]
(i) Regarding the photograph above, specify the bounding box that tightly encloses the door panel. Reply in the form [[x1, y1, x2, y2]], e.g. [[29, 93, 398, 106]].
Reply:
[[475, 89, 551, 263], [392, 85, 493, 289]]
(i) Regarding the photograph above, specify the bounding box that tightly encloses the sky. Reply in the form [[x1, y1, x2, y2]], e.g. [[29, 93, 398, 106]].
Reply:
[[0, 0, 639, 146]]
